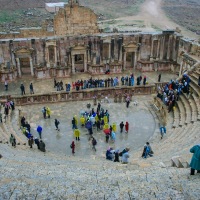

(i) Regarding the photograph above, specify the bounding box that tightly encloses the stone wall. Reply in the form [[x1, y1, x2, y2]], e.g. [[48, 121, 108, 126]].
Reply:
[[0, 32, 181, 82], [54, 4, 99, 36], [12, 85, 155, 106]]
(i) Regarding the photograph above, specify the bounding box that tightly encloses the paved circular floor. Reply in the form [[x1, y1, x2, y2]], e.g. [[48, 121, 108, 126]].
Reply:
[[20, 95, 156, 158]]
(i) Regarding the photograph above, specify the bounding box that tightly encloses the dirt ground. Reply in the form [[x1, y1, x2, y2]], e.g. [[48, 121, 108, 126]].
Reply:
[[100, 0, 199, 40]]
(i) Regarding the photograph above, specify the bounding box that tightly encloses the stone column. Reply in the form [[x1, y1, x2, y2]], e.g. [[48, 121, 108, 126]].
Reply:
[[46, 47, 50, 68], [134, 51, 137, 71], [72, 55, 75, 74], [167, 36, 172, 60], [159, 36, 164, 60], [123, 52, 126, 70], [16, 58, 21, 77], [150, 39, 154, 60], [84, 52, 87, 72], [118, 38, 123, 62], [108, 43, 111, 61], [179, 61, 183, 77], [156, 39, 160, 60], [93, 52, 96, 65], [30, 57, 34, 76], [54, 46, 57, 67], [87, 50, 91, 63]]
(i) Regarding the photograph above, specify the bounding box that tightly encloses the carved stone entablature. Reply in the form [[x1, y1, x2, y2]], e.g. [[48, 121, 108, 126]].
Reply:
[[123, 42, 138, 52], [13, 47, 34, 58], [46, 40, 57, 47]]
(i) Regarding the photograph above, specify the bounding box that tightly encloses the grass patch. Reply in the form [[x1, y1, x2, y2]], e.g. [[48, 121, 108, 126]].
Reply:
[[0, 10, 23, 23]]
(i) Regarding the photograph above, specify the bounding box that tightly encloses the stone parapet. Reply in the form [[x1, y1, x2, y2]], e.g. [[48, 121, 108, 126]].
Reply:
[[12, 85, 155, 106]]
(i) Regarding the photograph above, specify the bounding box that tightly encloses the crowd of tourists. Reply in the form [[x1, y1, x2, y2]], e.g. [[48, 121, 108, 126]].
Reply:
[[20, 116, 46, 152], [3, 71, 200, 174], [52, 74, 148, 92], [156, 73, 191, 113]]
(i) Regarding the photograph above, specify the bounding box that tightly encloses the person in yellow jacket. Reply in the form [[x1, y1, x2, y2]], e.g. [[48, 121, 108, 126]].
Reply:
[[104, 115, 108, 124], [46, 107, 51, 118], [103, 123, 109, 130], [80, 116, 85, 126], [112, 123, 117, 132], [74, 128, 80, 141]]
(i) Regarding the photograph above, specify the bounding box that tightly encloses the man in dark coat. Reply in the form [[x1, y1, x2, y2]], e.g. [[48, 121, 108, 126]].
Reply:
[[34, 138, 40, 149], [20, 83, 25, 95], [55, 119, 60, 131], [120, 122, 124, 133], [39, 140, 46, 152], [158, 74, 161, 82], [30, 83, 34, 94]]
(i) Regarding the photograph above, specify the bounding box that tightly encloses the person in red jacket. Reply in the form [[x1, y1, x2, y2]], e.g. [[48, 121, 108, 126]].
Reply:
[[71, 141, 75, 154], [125, 121, 129, 133]]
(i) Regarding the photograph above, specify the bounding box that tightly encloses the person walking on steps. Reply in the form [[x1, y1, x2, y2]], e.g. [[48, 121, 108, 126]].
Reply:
[[189, 144, 200, 175], [55, 119, 60, 131], [10, 134, 16, 147]]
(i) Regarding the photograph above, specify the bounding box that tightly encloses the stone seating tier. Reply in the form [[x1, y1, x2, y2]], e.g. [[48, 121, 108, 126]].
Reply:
[[1, 143, 200, 200]]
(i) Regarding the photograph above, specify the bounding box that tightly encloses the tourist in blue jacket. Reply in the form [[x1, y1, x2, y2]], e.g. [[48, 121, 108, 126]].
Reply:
[[190, 144, 200, 175]]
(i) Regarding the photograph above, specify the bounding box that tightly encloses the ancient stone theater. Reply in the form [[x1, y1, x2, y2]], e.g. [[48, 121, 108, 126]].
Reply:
[[1, 0, 200, 199], [1, 0, 197, 82]]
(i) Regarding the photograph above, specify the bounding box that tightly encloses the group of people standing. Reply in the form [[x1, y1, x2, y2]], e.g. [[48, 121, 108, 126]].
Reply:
[[157, 73, 191, 113], [20, 116, 46, 152]]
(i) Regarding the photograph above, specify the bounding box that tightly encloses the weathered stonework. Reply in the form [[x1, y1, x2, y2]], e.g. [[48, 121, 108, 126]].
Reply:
[[0, 31, 181, 82], [0, 1, 189, 82], [54, 2, 99, 36]]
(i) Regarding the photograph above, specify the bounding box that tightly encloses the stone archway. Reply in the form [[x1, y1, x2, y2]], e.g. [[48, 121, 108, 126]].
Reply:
[[14, 47, 34, 77]]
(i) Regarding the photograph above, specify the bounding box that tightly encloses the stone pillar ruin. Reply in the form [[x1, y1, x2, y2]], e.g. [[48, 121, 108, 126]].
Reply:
[[29, 57, 34, 76], [156, 39, 160, 60], [118, 37, 123, 62], [84, 52, 87, 72], [72, 55, 75, 74], [54, 46, 57, 67], [179, 61, 183, 77], [46, 47, 50, 68], [123, 52, 126, 70], [16, 58, 21, 77]]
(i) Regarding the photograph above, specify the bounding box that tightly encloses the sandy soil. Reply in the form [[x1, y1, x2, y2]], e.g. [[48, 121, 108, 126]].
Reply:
[[106, 0, 199, 40]]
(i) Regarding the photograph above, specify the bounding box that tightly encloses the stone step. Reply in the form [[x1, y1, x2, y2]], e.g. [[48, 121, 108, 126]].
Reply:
[[175, 99, 185, 126], [179, 94, 192, 124], [191, 93, 200, 117], [190, 82, 200, 97], [172, 104, 180, 128], [182, 93, 197, 122], [3, 119, 27, 146], [0, 124, 9, 143]]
